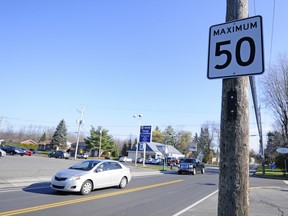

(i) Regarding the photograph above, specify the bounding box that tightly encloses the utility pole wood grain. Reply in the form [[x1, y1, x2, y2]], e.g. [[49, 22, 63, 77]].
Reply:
[[218, 0, 250, 215]]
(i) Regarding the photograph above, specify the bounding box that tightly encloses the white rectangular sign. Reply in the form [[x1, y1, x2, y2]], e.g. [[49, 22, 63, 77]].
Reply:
[[207, 16, 264, 79]]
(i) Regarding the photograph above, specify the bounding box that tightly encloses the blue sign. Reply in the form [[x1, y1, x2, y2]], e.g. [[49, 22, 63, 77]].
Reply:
[[139, 125, 152, 142]]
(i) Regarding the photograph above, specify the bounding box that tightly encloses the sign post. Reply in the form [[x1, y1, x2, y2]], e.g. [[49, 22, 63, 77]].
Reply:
[[139, 126, 152, 166]]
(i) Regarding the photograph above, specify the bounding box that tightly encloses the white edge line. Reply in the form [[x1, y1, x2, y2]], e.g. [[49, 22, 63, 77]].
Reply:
[[172, 189, 219, 216]]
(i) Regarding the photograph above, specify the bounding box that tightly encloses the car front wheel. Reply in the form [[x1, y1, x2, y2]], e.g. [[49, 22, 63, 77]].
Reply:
[[119, 177, 127, 189], [201, 167, 205, 174], [81, 180, 93, 195], [191, 168, 196, 175]]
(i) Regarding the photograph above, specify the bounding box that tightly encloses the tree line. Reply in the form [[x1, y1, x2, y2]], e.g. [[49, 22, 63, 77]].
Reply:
[[0, 118, 220, 163]]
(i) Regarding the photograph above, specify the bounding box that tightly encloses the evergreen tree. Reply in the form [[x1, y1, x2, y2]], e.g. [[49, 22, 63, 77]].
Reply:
[[121, 143, 128, 156], [265, 131, 283, 164], [85, 126, 117, 157], [198, 127, 214, 163], [39, 132, 47, 142], [51, 119, 67, 149]]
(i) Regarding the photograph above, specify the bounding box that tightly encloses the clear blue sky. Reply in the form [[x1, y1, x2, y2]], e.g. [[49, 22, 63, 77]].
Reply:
[[1, 1, 287, 151]]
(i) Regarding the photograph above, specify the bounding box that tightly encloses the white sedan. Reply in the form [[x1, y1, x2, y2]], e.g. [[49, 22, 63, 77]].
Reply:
[[0, 149, 6, 157], [51, 159, 131, 195], [119, 156, 133, 162]]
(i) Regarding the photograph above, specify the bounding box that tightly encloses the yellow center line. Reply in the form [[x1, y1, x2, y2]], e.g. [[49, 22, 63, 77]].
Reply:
[[0, 179, 183, 216]]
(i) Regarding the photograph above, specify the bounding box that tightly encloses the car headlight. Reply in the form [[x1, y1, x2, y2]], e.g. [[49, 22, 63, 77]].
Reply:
[[70, 176, 81, 181], [189, 165, 193, 168]]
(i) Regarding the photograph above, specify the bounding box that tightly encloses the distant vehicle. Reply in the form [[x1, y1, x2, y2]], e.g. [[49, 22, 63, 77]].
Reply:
[[119, 156, 133, 162], [77, 153, 89, 159], [51, 159, 132, 195], [0, 148, 6, 157], [30, 149, 40, 154], [0, 146, 25, 156], [137, 157, 144, 163], [166, 157, 179, 166], [145, 157, 153, 164], [48, 150, 70, 159], [178, 158, 205, 175], [151, 158, 162, 165], [21, 148, 32, 156]]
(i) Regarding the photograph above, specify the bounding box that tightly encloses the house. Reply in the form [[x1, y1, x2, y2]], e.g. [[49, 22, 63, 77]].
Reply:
[[38, 140, 53, 151], [70, 142, 88, 156], [20, 139, 38, 145], [127, 142, 184, 160], [38, 140, 72, 151]]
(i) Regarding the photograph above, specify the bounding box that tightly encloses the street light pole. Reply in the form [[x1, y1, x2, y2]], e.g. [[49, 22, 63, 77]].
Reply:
[[74, 106, 84, 160], [99, 127, 103, 159], [133, 114, 142, 166]]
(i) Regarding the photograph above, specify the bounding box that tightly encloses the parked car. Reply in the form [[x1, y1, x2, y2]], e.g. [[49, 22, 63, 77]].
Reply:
[[21, 148, 32, 156], [178, 158, 205, 175], [50, 159, 132, 195], [30, 149, 40, 154], [77, 153, 89, 159], [166, 157, 179, 166], [0, 148, 6, 157], [151, 158, 162, 165], [48, 150, 70, 159], [145, 157, 153, 164], [0, 146, 25, 156], [137, 157, 144, 163], [119, 156, 133, 162]]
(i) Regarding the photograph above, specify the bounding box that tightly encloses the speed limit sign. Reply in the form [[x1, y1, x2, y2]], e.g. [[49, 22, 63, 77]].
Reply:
[[207, 16, 264, 79]]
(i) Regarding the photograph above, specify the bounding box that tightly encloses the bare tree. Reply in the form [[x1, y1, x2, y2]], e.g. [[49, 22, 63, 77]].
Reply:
[[262, 54, 288, 145]]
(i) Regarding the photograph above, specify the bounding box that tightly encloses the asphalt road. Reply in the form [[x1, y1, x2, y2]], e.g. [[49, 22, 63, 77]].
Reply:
[[2, 156, 288, 215], [0, 156, 219, 216]]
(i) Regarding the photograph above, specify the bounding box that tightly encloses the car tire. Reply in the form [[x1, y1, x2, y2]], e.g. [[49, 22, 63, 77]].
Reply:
[[178, 170, 182, 175], [191, 168, 196, 175], [10, 152, 14, 155], [119, 177, 127, 189], [0, 152, 2, 157], [80, 180, 93, 195], [201, 167, 205, 174]]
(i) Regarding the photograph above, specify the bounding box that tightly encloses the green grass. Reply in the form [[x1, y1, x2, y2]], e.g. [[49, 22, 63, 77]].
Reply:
[[255, 165, 288, 180]]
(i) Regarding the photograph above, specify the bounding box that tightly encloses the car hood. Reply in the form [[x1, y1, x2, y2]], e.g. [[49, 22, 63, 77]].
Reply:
[[54, 168, 89, 178]]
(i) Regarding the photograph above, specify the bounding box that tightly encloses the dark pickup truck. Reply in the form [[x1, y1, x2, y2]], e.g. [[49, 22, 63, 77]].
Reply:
[[178, 158, 205, 175]]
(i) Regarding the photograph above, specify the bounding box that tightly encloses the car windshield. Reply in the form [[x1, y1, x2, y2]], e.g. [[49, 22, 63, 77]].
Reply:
[[181, 158, 196, 163], [69, 160, 100, 171]]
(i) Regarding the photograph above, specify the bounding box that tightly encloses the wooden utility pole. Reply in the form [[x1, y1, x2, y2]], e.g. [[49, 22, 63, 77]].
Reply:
[[218, 0, 250, 216]]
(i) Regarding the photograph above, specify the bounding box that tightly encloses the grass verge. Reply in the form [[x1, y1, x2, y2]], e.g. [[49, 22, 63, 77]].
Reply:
[[255, 165, 288, 180]]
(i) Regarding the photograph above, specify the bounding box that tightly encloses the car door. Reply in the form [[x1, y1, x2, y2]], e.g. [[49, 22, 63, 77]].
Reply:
[[108, 162, 125, 185], [92, 162, 114, 189]]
